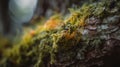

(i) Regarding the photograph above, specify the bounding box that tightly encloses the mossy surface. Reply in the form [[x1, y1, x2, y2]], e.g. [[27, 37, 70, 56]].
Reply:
[[1, 0, 120, 67]]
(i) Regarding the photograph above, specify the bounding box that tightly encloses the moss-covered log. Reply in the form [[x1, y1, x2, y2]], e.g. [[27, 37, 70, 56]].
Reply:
[[0, 0, 120, 67]]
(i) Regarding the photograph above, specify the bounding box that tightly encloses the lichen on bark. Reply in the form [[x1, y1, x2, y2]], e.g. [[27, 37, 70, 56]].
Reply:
[[1, 0, 120, 67]]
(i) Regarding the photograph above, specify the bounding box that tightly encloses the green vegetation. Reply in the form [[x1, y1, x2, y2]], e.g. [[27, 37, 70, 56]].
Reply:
[[0, 0, 120, 67]]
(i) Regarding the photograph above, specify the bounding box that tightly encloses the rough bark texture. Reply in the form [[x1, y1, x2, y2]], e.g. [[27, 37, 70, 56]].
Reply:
[[0, 0, 120, 67]]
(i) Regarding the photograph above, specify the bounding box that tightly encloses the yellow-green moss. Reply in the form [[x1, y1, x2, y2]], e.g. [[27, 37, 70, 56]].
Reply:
[[1, 0, 120, 66]]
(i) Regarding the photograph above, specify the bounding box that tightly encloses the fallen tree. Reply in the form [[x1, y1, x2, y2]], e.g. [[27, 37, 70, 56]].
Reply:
[[0, 0, 120, 67]]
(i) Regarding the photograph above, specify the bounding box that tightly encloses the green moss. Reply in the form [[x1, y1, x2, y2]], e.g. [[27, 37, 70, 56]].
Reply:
[[1, 0, 120, 66]]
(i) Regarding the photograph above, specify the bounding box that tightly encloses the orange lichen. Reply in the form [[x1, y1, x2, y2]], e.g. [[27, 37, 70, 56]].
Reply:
[[44, 18, 62, 30], [42, 14, 63, 31], [63, 31, 76, 40], [29, 30, 36, 36]]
